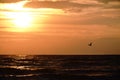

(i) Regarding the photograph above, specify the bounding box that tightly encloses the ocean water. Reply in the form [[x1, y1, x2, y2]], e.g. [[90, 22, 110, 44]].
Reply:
[[0, 55, 120, 80]]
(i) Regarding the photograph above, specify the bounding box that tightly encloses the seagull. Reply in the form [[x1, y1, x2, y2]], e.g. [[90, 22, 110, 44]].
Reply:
[[88, 42, 93, 46]]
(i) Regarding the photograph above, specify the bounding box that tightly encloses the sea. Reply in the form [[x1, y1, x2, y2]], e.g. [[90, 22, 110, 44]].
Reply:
[[0, 55, 120, 80]]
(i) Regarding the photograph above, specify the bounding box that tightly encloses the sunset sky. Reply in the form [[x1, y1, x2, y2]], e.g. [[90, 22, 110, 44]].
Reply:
[[0, 0, 120, 55]]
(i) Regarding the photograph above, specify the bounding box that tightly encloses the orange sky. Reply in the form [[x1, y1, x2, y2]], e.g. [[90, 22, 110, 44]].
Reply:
[[0, 0, 120, 55]]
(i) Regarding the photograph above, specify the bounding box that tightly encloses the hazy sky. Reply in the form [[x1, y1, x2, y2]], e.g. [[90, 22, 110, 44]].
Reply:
[[0, 0, 120, 55]]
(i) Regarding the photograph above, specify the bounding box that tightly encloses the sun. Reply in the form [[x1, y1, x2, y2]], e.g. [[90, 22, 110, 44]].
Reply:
[[4, 11, 33, 32], [2, 2, 64, 32], [13, 12, 32, 29], [1, 1, 34, 32]]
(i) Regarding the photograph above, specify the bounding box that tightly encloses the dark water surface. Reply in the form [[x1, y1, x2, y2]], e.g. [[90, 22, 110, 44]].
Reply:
[[0, 55, 120, 80]]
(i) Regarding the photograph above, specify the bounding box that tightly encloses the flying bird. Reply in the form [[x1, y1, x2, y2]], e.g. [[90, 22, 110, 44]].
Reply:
[[88, 42, 93, 46]]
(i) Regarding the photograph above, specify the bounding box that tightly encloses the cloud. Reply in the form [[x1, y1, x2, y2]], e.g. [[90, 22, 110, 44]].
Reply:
[[24, 1, 99, 9], [96, 0, 120, 4], [23, 0, 103, 14], [23, 0, 120, 15], [0, 0, 22, 3], [104, 2, 120, 9]]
